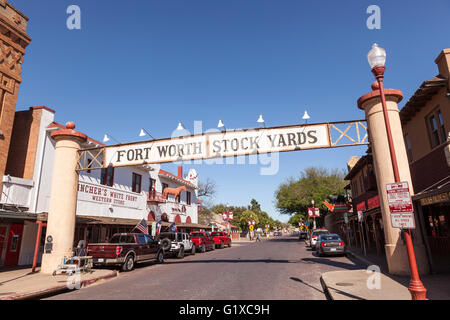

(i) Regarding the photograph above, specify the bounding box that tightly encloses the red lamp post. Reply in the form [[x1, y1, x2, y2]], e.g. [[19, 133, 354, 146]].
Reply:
[[367, 44, 427, 300]]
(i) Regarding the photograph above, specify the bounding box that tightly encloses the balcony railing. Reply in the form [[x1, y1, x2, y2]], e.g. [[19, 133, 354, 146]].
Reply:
[[147, 190, 167, 203]]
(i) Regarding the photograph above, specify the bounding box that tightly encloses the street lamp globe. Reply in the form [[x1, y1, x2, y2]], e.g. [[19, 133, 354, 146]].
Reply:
[[367, 43, 386, 69], [311, 200, 315, 206]]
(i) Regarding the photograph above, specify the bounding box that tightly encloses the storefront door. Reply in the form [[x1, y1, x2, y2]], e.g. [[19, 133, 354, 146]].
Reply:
[[0, 226, 7, 265], [4, 224, 23, 267]]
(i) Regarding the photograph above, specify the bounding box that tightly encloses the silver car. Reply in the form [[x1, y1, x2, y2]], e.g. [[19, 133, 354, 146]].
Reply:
[[316, 234, 346, 257]]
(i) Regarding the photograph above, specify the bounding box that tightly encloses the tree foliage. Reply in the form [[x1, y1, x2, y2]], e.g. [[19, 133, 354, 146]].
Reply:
[[275, 167, 347, 217]]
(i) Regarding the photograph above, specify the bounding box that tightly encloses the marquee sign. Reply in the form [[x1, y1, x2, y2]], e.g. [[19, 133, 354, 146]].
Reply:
[[77, 121, 368, 170]]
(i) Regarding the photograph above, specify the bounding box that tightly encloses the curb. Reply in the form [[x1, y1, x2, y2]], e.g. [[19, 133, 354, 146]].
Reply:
[[320, 276, 334, 300], [0, 271, 118, 300]]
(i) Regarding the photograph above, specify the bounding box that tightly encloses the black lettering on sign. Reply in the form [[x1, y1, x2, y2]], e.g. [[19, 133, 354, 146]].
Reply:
[[308, 130, 318, 144], [267, 135, 277, 148], [297, 132, 306, 145], [212, 140, 221, 153]]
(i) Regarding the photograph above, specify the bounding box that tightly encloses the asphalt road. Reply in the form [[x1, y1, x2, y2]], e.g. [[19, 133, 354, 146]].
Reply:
[[45, 236, 367, 300]]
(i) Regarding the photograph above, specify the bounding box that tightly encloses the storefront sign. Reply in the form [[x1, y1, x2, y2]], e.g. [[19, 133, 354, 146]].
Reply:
[[77, 182, 140, 209], [103, 124, 331, 167], [386, 182, 415, 229], [419, 192, 450, 206], [367, 195, 380, 210]]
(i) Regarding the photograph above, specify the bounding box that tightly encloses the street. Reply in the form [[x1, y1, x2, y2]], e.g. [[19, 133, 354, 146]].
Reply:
[[46, 236, 367, 300]]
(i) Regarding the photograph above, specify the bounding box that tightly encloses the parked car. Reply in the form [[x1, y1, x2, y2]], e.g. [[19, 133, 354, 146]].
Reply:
[[190, 231, 215, 253], [299, 231, 308, 240], [210, 231, 232, 249], [87, 233, 164, 272], [274, 231, 282, 237], [316, 234, 346, 257], [158, 232, 195, 258], [309, 229, 330, 250]]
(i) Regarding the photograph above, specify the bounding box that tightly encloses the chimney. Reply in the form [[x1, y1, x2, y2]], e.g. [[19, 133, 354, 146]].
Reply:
[[178, 166, 183, 179], [435, 49, 450, 84]]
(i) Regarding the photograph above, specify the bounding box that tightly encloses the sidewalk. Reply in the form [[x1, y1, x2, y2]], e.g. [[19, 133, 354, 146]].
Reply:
[[0, 267, 117, 300], [321, 248, 450, 300]]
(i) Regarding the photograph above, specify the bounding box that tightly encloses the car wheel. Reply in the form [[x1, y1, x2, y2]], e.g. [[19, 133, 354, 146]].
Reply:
[[202, 244, 206, 253], [156, 251, 164, 264], [211, 244, 215, 251], [122, 255, 135, 272], [177, 246, 185, 259], [228, 241, 232, 248], [191, 245, 196, 255], [220, 241, 224, 249], [161, 238, 172, 252]]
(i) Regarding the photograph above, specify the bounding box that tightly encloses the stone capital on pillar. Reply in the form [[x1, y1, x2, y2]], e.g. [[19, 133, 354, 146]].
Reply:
[[357, 86, 430, 276], [40, 122, 87, 274]]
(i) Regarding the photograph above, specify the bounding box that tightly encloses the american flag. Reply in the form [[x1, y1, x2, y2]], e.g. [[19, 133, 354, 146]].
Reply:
[[135, 219, 149, 235]]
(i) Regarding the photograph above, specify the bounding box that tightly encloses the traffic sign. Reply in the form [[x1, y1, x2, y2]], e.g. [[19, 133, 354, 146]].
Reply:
[[308, 208, 320, 218], [249, 225, 254, 232], [386, 182, 416, 229]]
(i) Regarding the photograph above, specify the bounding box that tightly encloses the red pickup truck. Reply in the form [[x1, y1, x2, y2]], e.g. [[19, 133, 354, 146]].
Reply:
[[87, 233, 164, 271], [190, 232, 215, 253], [210, 231, 232, 249]]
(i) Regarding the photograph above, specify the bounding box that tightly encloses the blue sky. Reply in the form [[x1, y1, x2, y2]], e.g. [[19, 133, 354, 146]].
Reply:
[[12, 0, 450, 222]]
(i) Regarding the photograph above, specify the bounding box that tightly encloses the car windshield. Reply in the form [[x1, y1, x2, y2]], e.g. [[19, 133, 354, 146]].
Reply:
[[190, 233, 203, 237], [320, 235, 340, 241]]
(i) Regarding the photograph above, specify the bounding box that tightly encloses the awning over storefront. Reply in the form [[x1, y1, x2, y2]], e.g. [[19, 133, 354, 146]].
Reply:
[[413, 176, 450, 206]]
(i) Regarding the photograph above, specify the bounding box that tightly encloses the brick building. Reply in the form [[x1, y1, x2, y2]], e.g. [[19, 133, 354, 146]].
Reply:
[[399, 48, 450, 273], [0, 1, 31, 194]]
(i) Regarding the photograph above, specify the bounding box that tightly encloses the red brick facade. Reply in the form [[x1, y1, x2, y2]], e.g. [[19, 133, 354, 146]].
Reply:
[[0, 1, 31, 191]]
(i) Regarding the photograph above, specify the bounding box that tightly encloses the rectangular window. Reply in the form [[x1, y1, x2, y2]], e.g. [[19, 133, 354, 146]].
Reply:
[[100, 167, 114, 187], [162, 183, 169, 193], [132, 173, 142, 193], [149, 178, 156, 192], [186, 191, 191, 205], [404, 135, 413, 163], [87, 158, 92, 174], [427, 109, 446, 148]]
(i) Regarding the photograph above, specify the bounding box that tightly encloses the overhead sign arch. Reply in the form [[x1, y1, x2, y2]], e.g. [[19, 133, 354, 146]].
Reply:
[[77, 120, 368, 171]]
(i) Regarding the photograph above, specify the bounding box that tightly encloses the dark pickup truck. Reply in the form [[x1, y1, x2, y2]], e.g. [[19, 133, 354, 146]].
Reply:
[[87, 233, 164, 271]]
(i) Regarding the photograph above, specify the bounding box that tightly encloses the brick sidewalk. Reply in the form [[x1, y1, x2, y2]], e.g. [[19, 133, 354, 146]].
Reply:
[[0, 267, 117, 300]]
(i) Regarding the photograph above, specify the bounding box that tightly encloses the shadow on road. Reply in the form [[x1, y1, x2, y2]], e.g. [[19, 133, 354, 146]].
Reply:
[[267, 237, 301, 243]]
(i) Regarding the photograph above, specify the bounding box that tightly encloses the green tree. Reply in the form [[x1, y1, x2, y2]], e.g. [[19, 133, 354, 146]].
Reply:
[[239, 210, 259, 231], [275, 167, 347, 222]]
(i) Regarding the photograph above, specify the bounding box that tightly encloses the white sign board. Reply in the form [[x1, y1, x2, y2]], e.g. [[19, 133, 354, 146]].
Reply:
[[77, 182, 141, 209], [103, 124, 331, 167], [386, 182, 416, 229]]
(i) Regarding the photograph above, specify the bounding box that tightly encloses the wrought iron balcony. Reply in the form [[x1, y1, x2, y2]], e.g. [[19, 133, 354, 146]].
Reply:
[[147, 190, 167, 203]]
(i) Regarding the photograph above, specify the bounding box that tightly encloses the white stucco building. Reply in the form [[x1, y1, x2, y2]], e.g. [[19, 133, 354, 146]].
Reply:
[[0, 106, 204, 267]]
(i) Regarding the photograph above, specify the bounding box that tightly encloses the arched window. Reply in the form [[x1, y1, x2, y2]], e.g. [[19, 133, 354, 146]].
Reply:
[[147, 211, 155, 221], [186, 216, 192, 224], [174, 215, 181, 223], [161, 213, 168, 222]]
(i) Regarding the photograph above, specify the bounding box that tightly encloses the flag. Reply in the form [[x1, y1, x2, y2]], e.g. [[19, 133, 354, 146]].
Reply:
[[155, 220, 162, 236], [135, 219, 149, 235], [169, 222, 177, 232]]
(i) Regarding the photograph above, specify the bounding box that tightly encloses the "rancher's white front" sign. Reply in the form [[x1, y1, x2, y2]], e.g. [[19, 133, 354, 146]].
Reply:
[[103, 124, 331, 167]]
